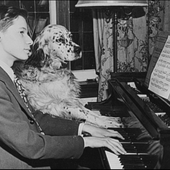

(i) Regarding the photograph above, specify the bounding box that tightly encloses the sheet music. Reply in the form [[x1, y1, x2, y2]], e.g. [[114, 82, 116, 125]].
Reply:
[[145, 31, 169, 87], [149, 36, 170, 100]]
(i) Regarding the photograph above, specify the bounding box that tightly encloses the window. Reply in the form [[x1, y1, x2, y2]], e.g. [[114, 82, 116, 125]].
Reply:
[[70, 0, 95, 70], [1, 0, 96, 71], [0, 0, 50, 40]]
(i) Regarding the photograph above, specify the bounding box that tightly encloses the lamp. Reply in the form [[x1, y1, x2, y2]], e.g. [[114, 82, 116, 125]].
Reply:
[[76, 0, 148, 7], [75, 0, 148, 72]]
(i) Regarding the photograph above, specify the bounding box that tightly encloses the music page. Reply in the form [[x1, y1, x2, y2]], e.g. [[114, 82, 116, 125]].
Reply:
[[149, 35, 170, 100]]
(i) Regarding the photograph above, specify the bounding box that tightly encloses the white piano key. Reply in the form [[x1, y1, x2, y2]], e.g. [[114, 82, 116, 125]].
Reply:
[[127, 82, 137, 89], [105, 151, 123, 169], [79, 97, 97, 106], [155, 112, 166, 116], [137, 94, 147, 98]]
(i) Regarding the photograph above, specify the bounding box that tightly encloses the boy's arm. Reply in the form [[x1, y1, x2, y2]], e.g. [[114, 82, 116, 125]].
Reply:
[[33, 110, 84, 136]]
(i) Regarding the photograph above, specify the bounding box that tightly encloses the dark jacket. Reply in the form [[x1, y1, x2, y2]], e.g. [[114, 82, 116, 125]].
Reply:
[[0, 67, 84, 169]]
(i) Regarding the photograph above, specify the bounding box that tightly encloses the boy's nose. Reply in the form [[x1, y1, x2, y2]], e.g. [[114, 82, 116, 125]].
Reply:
[[26, 35, 33, 45]]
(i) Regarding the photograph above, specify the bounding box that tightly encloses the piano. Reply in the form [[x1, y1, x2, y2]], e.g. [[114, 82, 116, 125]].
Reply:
[[75, 31, 170, 169], [76, 72, 170, 169]]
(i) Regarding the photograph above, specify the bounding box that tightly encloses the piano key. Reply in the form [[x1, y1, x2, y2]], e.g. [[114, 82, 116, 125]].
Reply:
[[127, 82, 137, 89], [105, 151, 149, 169], [105, 151, 123, 169], [104, 140, 151, 169], [123, 164, 146, 169], [155, 112, 166, 117], [119, 155, 156, 169], [110, 128, 149, 142], [122, 144, 137, 153]]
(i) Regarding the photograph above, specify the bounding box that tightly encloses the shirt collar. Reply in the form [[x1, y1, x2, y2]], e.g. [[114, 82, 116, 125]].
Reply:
[[0, 61, 15, 81]]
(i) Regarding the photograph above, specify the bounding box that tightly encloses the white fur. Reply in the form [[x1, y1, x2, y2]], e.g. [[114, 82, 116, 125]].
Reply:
[[19, 24, 123, 128]]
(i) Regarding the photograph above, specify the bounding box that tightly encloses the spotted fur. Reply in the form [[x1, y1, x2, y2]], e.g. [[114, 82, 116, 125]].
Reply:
[[17, 24, 122, 128]]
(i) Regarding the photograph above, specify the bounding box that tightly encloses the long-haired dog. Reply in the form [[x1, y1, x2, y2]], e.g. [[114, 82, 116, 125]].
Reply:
[[15, 24, 123, 128]]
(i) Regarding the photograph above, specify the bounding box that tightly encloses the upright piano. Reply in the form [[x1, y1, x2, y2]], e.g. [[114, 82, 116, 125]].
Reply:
[[76, 31, 170, 169]]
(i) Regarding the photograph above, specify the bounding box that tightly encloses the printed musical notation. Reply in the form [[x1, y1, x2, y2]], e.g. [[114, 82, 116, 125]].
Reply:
[[149, 36, 170, 100]]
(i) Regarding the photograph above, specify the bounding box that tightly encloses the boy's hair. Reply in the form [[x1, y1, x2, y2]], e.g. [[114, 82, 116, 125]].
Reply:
[[0, 5, 27, 32]]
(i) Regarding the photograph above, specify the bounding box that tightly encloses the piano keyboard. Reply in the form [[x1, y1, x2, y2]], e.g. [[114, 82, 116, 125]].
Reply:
[[105, 151, 157, 169], [137, 94, 170, 127], [110, 128, 150, 142], [105, 151, 123, 169], [104, 127, 155, 169], [128, 83, 170, 128], [104, 123, 157, 169]]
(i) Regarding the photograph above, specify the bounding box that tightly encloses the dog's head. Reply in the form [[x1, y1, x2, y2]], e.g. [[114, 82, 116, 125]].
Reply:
[[25, 24, 82, 70]]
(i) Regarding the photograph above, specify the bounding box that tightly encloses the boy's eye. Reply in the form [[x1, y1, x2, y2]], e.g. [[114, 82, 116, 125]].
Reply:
[[20, 30, 26, 35]]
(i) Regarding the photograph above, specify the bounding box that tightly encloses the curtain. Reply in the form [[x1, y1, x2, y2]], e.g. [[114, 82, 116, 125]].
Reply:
[[93, 7, 148, 102], [93, 9, 114, 102], [28, 17, 48, 40], [93, 0, 169, 102], [25, 0, 49, 40]]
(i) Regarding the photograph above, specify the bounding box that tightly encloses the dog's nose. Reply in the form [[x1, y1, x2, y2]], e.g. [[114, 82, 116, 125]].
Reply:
[[74, 46, 82, 54]]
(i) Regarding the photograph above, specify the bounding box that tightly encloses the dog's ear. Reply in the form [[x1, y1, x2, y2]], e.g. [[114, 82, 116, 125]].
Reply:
[[12, 60, 25, 78], [25, 41, 47, 69], [25, 42, 45, 69]]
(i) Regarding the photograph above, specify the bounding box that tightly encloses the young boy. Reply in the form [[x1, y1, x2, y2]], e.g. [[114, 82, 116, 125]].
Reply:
[[0, 5, 125, 169]]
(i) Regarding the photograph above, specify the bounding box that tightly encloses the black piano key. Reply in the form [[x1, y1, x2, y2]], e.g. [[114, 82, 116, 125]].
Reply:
[[109, 128, 131, 142], [123, 143, 141, 152], [120, 155, 141, 159], [119, 155, 148, 169], [123, 164, 147, 169], [120, 159, 143, 164], [123, 129, 149, 142], [109, 128, 143, 142], [159, 114, 170, 126], [134, 144, 149, 153], [166, 119, 170, 125], [117, 155, 158, 169], [140, 155, 158, 167]]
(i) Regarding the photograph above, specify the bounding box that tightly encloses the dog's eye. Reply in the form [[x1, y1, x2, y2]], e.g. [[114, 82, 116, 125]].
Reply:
[[58, 38, 65, 44], [69, 33, 72, 38]]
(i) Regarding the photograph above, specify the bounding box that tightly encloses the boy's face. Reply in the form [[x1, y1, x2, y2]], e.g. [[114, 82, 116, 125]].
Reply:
[[0, 16, 33, 63]]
